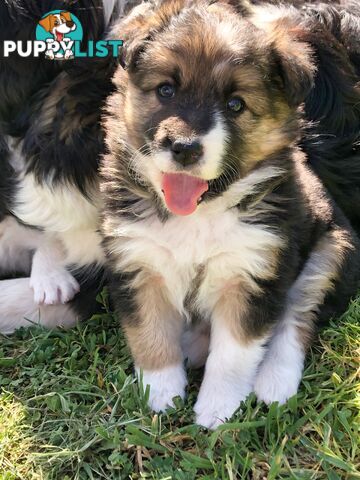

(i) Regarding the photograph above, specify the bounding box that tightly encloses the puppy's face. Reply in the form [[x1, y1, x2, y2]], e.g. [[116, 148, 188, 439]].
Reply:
[[113, 1, 314, 216]]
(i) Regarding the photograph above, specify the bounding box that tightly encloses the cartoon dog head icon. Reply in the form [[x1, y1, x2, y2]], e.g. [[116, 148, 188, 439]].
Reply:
[[38, 11, 77, 59], [39, 11, 76, 42]]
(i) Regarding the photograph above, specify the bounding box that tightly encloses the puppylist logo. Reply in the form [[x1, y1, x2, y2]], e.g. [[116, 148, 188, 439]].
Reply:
[[3, 10, 123, 60]]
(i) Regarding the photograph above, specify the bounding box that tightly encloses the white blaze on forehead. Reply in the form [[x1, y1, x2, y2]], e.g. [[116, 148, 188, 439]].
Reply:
[[200, 114, 228, 179]]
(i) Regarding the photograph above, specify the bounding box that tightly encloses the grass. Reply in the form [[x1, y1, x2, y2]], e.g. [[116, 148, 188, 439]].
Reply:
[[0, 292, 359, 480]]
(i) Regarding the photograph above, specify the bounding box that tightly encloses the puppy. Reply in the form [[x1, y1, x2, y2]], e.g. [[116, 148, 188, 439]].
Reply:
[[100, 0, 360, 428], [39, 11, 77, 59], [0, 0, 138, 333]]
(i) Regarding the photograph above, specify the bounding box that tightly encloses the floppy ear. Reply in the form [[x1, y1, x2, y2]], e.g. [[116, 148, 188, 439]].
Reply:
[[114, 0, 185, 71], [271, 25, 316, 106], [39, 15, 52, 32], [61, 11, 72, 22], [251, 11, 316, 106]]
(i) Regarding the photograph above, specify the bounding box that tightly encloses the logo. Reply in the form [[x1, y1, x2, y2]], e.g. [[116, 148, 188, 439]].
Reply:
[[36, 10, 83, 60], [3, 10, 123, 60]]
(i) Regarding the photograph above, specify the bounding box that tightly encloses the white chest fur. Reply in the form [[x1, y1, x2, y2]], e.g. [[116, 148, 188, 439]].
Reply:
[[7, 138, 104, 268], [12, 173, 104, 267], [110, 202, 283, 313]]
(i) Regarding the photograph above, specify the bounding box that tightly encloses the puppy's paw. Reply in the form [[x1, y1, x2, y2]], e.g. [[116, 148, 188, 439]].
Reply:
[[194, 381, 249, 429], [254, 360, 301, 405], [138, 364, 187, 412], [30, 268, 80, 305], [194, 373, 251, 430]]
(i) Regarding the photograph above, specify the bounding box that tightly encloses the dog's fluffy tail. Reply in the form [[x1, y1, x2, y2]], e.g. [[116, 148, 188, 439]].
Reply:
[[0, 278, 78, 334]]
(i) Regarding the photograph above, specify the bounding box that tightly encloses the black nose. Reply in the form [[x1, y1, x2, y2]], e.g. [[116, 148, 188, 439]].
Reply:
[[171, 139, 203, 166], [66, 20, 74, 28]]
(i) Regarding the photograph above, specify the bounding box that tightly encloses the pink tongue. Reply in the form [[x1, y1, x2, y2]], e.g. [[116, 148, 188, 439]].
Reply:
[[56, 31, 64, 42], [162, 173, 209, 216]]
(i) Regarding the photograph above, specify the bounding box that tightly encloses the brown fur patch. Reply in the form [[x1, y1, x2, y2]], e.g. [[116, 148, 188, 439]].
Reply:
[[124, 270, 184, 370], [211, 277, 254, 343]]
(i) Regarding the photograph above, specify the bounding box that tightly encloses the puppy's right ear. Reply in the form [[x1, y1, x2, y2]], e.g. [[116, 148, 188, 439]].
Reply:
[[251, 8, 315, 106], [39, 15, 52, 32], [114, 0, 185, 71]]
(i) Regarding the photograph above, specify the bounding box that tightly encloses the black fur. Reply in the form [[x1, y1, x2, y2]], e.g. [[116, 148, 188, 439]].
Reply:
[[298, 3, 360, 233], [99, 0, 360, 423], [0, 0, 125, 323]]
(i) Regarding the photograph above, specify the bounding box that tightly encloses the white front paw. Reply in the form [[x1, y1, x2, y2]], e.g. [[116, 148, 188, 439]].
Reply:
[[254, 361, 302, 405], [138, 364, 187, 412], [64, 50, 74, 59], [30, 268, 80, 305], [194, 381, 250, 429]]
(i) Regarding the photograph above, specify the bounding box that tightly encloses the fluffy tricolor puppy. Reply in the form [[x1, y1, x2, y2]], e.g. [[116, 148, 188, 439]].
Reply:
[[101, 0, 360, 428]]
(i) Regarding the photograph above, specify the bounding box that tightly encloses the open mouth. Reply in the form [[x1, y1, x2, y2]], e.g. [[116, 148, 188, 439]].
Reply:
[[161, 172, 209, 216], [55, 31, 64, 42]]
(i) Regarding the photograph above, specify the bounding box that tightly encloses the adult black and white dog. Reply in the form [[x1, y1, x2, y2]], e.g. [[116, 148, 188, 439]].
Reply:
[[0, 0, 138, 333], [100, 0, 360, 428]]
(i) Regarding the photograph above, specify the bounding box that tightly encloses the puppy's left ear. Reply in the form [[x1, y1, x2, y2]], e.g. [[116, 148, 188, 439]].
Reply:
[[271, 25, 316, 106]]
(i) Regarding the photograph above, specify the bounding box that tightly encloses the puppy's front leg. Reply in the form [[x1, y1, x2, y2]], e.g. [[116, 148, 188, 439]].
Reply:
[[194, 315, 268, 429], [114, 271, 187, 412], [30, 236, 79, 305], [194, 276, 275, 429]]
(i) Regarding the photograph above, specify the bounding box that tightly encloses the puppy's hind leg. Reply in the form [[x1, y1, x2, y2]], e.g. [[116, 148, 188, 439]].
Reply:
[[254, 227, 359, 405], [30, 236, 80, 305], [0, 278, 78, 334]]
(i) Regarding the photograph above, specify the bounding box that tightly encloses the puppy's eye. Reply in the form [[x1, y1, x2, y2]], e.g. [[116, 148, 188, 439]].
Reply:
[[54, 21, 59, 26], [227, 97, 245, 114], [158, 84, 175, 99]]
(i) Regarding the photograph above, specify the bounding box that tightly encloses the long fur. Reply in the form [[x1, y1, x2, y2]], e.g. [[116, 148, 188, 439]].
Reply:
[[100, 0, 360, 428]]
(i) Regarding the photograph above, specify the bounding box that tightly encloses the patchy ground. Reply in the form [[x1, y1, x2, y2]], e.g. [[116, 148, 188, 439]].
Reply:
[[0, 292, 359, 480]]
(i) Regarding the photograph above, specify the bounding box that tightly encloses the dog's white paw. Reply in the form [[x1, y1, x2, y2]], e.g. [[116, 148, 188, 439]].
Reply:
[[254, 360, 302, 405], [138, 364, 187, 412], [194, 381, 249, 429], [30, 268, 80, 305]]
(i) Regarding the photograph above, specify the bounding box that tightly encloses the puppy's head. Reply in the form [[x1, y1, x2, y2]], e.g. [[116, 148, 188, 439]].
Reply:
[[110, 0, 315, 216], [39, 12, 76, 40]]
